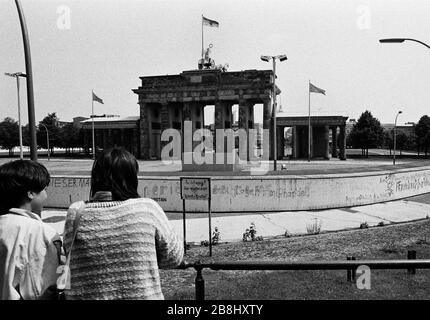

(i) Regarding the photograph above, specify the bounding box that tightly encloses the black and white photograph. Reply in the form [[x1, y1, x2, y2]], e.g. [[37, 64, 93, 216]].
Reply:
[[1, 0, 430, 312]]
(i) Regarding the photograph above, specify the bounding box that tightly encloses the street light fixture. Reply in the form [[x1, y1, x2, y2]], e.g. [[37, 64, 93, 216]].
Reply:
[[5, 72, 27, 159], [393, 110, 402, 166], [39, 123, 50, 161], [379, 38, 430, 50], [260, 54, 287, 171]]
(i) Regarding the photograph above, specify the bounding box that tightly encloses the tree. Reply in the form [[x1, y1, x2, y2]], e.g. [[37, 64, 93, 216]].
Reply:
[[37, 113, 61, 154], [415, 115, 430, 157], [349, 110, 384, 157], [0, 117, 19, 156], [59, 123, 83, 153], [383, 130, 393, 155]]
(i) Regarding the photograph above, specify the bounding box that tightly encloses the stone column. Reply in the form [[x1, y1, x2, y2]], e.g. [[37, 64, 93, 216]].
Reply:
[[263, 100, 273, 160], [139, 102, 151, 159], [277, 126, 284, 160], [309, 125, 313, 159], [160, 102, 171, 153], [331, 126, 338, 158], [132, 128, 139, 157], [324, 125, 330, 160], [339, 125, 346, 160], [238, 99, 249, 161], [292, 126, 298, 159], [120, 129, 125, 147], [182, 102, 192, 162]]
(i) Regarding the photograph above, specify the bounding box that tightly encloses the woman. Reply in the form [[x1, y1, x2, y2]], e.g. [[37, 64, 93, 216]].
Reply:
[[62, 148, 183, 299]]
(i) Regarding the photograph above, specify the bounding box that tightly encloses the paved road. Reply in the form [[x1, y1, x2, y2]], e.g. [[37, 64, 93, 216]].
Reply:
[[1, 157, 429, 176], [42, 192, 430, 244]]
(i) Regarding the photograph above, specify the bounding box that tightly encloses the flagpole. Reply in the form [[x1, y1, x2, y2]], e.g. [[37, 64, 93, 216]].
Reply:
[[308, 80, 311, 162], [201, 15, 204, 59], [92, 90, 95, 160]]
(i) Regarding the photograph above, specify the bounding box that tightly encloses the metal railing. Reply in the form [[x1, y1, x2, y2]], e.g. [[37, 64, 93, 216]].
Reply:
[[178, 250, 430, 300]]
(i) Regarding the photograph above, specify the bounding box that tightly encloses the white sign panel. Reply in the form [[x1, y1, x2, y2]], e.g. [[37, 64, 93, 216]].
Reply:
[[180, 177, 211, 200]]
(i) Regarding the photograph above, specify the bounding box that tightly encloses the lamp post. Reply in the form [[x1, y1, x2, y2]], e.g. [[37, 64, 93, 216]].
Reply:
[[15, 0, 37, 161], [393, 111, 402, 165], [260, 54, 287, 171], [379, 38, 428, 164], [379, 38, 430, 50], [39, 123, 50, 161], [4, 72, 26, 159]]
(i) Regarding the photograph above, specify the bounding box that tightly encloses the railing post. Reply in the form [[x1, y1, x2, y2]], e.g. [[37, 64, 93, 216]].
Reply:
[[347, 256, 352, 282], [408, 250, 416, 275], [195, 262, 205, 301]]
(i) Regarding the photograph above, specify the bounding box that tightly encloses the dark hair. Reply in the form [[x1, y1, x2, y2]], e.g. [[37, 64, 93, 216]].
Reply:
[[90, 148, 140, 201], [0, 160, 50, 215]]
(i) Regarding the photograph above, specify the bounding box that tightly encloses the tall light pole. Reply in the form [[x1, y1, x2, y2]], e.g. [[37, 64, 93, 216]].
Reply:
[[39, 123, 50, 161], [261, 54, 287, 171], [15, 0, 37, 161], [393, 110, 402, 165], [5, 72, 26, 159], [379, 38, 428, 164]]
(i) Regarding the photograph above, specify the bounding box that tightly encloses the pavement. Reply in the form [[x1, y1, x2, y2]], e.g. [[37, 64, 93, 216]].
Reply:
[[42, 193, 430, 244]]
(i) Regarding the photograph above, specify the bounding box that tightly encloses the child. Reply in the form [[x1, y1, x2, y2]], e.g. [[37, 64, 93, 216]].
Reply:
[[0, 160, 61, 300]]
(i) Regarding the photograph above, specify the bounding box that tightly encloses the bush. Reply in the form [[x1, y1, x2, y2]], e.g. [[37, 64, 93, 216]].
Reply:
[[306, 219, 322, 235]]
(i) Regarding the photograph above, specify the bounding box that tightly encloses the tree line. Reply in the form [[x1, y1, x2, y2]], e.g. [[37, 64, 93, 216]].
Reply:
[[347, 110, 430, 157], [0, 113, 83, 156], [1, 110, 430, 157]]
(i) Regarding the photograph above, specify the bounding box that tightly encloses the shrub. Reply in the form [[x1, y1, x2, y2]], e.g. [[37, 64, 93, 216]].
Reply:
[[306, 219, 322, 235]]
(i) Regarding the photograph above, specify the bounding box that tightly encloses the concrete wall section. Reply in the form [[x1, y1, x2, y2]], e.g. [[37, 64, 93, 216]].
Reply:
[[45, 167, 430, 212]]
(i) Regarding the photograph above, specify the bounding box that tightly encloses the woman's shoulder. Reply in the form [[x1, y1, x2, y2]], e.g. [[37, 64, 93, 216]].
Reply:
[[124, 198, 165, 214]]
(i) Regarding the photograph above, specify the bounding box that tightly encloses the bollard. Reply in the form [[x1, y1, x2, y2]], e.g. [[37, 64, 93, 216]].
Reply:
[[407, 250, 416, 275], [195, 265, 205, 301], [347, 256, 352, 282]]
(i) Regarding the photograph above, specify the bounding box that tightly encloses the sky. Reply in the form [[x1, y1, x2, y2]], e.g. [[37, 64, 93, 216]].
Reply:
[[1, 0, 430, 127]]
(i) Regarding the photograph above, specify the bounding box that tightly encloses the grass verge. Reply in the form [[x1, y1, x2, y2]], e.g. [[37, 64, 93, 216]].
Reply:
[[160, 219, 430, 299]]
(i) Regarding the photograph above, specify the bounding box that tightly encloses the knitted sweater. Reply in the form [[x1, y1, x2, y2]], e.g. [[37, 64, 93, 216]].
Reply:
[[62, 197, 183, 300]]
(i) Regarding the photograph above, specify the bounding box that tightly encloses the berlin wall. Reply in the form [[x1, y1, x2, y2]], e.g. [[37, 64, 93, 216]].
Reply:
[[46, 167, 430, 212]]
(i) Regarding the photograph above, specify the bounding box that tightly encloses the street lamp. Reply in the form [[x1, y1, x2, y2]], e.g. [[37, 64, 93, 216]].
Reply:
[[5, 72, 27, 159], [393, 110, 402, 165], [260, 54, 287, 171], [379, 38, 430, 50], [15, 0, 38, 161], [39, 123, 50, 161]]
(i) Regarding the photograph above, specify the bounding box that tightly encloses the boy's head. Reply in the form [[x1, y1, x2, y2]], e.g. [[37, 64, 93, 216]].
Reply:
[[0, 160, 50, 216]]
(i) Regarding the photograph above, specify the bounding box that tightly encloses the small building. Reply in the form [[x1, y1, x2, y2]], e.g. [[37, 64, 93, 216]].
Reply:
[[276, 116, 348, 160], [80, 115, 140, 156]]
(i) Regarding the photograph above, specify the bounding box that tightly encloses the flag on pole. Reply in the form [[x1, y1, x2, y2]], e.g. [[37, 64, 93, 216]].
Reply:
[[92, 91, 104, 104], [202, 16, 219, 27], [309, 83, 326, 95]]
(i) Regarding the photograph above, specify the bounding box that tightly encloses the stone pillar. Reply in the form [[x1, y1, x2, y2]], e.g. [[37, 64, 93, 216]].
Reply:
[[309, 125, 313, 159], [331, 126, 338, 158], [263, 100, 272, 160], [139, 102, 151, 159], [324, 125, 330, 160], [339, 125, 346, 160], [182, 102, 192, 162], [132, 128, 139, 157], [120, 129, 125, 147], [160, 102, 171, 152], [292, 126, 298, 159], [238, 99, 250, 161], [277, 126, 284, 160]]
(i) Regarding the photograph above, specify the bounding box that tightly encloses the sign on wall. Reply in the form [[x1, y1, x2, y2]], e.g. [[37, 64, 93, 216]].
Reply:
[[180, 177, 211, 200]]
